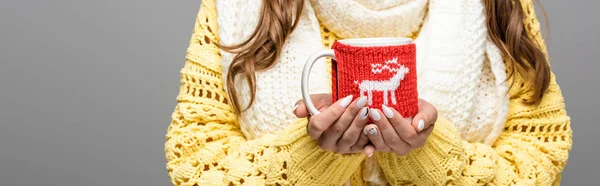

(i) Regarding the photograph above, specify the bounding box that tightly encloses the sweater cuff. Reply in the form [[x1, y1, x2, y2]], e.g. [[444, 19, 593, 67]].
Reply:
[[274, 119, 366, 185], [375, 117, 468, 185]]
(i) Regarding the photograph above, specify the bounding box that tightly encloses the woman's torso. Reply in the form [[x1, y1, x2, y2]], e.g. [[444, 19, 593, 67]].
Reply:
[[215, 0, 509, 146]]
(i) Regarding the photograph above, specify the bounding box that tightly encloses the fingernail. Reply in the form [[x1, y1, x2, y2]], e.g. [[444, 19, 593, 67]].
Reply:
[[339, 95, 353, 109], [418, 119, 425, 132], [293, 104, 299, 113], [356, 96, 368, 108], [367, 153, 374, 157], [360, 108, 369, 120], [368, 126, 378, 136], [363, 127, 368, 135], [370, 109, 381, 121], [382, 105, 394, 119]]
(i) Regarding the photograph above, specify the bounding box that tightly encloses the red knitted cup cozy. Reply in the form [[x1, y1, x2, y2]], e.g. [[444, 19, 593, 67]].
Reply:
[[331, 41, 418, 117]]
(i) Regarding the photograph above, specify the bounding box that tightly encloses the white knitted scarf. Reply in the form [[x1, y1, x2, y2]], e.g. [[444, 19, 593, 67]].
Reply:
[[216, 0, 509, 145]]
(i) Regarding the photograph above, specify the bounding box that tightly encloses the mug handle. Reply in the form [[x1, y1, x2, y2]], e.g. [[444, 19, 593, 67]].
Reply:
[[301, 49, 335, 116]]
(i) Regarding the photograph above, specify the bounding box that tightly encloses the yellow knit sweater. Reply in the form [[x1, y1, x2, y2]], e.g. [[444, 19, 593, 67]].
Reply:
[[164, 0, 572, 185]]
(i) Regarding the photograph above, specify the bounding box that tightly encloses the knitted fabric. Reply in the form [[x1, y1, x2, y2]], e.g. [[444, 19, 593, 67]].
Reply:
[[215, 0, 330, 140], [313, 0, 509, 146], [310, 0, 428, 39], [331, 41, 418, 117], [165, 0, 572, 185], [165, 1, 363, 185], [315, 1, 509, 183], [413, 0, 510, 146]]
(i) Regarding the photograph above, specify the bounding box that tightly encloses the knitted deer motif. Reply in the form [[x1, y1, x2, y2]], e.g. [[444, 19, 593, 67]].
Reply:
[[354, 58, 410, 105]]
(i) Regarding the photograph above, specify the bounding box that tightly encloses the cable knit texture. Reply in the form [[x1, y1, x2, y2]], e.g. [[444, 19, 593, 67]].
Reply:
[[331, 42, 418, 117], [165, 0, 572, 185]]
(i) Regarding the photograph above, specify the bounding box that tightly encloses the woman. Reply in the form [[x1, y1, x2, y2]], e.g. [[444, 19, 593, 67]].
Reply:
[[165, 0, 572, 185]]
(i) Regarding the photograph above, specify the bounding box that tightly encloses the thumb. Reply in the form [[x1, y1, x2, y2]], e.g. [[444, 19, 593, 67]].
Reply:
[[412, 100, 438, 132]]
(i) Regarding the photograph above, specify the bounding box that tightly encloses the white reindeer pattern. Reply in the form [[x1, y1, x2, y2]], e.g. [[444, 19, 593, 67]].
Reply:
[[353, 58, 409, 105]]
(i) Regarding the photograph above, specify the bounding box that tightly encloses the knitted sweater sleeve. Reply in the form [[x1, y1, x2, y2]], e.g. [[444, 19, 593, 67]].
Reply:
[[375, 1, 572, 185], [164, 1, 364, 185]]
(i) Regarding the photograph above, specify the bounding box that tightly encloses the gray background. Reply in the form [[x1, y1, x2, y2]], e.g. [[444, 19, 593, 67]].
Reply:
[[0, 0, 597, 185]]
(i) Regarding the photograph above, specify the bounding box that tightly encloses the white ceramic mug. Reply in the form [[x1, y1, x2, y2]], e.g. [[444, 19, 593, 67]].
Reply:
[[301, 37, 419, 117]]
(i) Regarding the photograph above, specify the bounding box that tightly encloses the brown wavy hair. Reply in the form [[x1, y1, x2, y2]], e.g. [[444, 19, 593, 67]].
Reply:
[[485, 0, 550, 105], [220, 0, 550, 114]]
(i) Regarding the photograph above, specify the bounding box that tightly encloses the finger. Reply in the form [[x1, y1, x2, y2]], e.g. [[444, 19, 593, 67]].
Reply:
[[294, 94, 332, 118], [364, 124, 391, 152], [321, 96, 368, 151], [370, 109, 411, 155], [307, 95, 354, 139], [335, 98, 368, 149], [347, 109, 370, 153], [349, 130, 370, 153], [382, 105, 420, 148], [412, 100, 438, 132], [363, 144, 376, 157]]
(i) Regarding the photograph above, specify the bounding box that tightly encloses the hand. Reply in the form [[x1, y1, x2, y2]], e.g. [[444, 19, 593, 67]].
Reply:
[[365, 99, 437, 156], [294, 94, 374, 155]]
